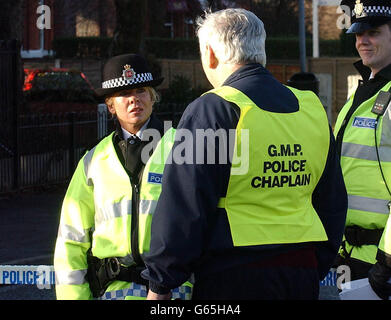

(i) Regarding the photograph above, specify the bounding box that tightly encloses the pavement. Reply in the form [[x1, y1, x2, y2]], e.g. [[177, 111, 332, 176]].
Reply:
[[0, 185, 66, 300], [0, 185, 340, 300]]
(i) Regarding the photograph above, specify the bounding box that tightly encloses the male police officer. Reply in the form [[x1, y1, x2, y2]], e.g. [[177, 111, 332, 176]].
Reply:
[[142, 9, 347, 300], [335, 0, 391, 299]]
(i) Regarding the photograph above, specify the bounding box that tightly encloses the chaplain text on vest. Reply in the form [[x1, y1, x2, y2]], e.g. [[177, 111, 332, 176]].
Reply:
[[251, 143, 310, 188]]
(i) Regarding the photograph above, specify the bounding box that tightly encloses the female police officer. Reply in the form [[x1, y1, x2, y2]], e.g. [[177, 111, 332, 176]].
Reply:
[[53, 54, 191, 300]]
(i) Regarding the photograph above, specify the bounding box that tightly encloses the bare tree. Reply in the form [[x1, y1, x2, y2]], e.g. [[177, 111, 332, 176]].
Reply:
[[205, 0, 226, 10], [0, 0, 24, 116], [203, 0, 298, 37], [187, 0, 204, 22], [251, 0, 298, 36], [109, 0, 148, 56], [0, 0, 24, 40]]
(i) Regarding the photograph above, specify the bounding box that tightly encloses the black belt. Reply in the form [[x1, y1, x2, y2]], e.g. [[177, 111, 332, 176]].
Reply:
[[345, 225, 384, 246], [116, 265, 149, 286], [86, 253, 149, 298]]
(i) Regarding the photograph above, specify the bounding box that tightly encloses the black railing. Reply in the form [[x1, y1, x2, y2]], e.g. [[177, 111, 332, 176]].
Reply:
[[0, 103, 186, 193], [0, 39, 20, 190]]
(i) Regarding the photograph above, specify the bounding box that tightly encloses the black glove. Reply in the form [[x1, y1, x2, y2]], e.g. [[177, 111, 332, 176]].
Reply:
[[368, 262, 391, 300]]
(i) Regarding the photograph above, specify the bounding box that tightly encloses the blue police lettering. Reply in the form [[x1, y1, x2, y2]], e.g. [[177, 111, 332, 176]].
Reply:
[[2, 270, 40, 284], [2, 271, 9, 283], [352, 117, 376, 129], [320, 270, 337, 286], [148, 173, 163, 184]]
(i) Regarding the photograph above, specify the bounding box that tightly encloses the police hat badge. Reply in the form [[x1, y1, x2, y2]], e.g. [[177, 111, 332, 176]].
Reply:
[[123, 64, 135, 81], [354, 0, 365, 17]]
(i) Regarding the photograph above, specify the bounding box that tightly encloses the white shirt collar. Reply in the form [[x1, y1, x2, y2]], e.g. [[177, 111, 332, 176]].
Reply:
[[369, 72, 375, 80], [121, 117, 151, 141]]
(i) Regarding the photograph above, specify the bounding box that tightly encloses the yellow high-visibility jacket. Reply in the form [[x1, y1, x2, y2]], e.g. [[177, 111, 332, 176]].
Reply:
[[54, 128, 192, 300], [334, 81, 391, 265]]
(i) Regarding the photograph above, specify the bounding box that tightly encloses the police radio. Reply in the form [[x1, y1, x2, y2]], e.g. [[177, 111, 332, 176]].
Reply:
[[371, 90, 391, 210], [371, 91, 391, 115]]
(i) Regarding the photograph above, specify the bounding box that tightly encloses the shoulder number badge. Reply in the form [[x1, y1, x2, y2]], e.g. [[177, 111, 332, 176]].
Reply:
[[123, 64, 135, 81]]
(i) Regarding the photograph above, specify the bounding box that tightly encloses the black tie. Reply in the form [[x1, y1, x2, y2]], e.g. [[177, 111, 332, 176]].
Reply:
[[126, 136, 142, 178], [128, 135, 140, 145]]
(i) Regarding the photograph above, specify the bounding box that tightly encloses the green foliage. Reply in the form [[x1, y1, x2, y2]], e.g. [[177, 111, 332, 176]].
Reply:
[[338, 30, 359, 57], [52, 37, 112, 58], [145, 54, 163, 80], [266, 37, 310, 59], [25, 71, 97, 103], [162, 75, 206, 102], [51, 36, 359, 60], [52, 37, 200, 59], [157, 75, 208, 113], [144, 38, 200, 59]]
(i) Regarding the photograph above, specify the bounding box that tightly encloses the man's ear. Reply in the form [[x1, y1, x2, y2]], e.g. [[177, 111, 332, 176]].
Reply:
[[207, 45, 219, 69]]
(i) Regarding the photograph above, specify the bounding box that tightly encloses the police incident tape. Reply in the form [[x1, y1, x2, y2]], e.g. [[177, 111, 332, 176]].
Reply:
[[0, 265, 338, 287]]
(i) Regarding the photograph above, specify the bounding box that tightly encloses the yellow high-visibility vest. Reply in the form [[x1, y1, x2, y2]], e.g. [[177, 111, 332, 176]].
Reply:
[[334, 81, 391, 264], [210, 86, 329, 246]]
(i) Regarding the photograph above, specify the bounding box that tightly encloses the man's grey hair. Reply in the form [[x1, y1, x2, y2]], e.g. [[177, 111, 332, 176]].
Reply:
[[196, 8, 267, 67]]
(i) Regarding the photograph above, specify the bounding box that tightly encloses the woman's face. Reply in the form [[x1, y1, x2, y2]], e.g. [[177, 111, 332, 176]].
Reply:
[[107, 87, 154, 134]]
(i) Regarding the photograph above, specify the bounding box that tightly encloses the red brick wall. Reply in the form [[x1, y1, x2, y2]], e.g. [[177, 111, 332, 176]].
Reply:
[[23, 0, 54, 51]]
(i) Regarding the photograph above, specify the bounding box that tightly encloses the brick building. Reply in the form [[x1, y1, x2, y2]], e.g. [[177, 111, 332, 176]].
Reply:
[[22, 0, 54, 58], [21, 0, 199, 58]]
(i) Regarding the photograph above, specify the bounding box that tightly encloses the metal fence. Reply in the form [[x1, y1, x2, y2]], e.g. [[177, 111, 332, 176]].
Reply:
[[0, 40, 19, 192], [0, 103, 186, 194]]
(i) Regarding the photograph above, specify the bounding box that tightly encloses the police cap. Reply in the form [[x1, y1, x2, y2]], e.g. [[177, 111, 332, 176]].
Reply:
[[95, 54, 163, 98], [340, 0, 391, 33]]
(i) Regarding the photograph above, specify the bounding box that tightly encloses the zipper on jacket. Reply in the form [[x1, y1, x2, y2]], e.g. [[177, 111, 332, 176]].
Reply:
[[130, 181, 143, 267]]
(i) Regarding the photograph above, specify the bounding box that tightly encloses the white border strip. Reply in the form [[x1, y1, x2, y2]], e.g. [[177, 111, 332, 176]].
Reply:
[[0, 265, 337, 287]]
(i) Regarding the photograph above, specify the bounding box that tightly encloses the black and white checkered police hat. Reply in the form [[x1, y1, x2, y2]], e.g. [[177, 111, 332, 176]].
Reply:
[[95, 54, 163, 98], [340, 0, 391, 33]]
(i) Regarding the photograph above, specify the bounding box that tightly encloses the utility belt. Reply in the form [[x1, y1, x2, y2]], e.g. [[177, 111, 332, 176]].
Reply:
[[86, 250, 148, 298], [344, 225, 384, 247], [334, 226, 384, 279]]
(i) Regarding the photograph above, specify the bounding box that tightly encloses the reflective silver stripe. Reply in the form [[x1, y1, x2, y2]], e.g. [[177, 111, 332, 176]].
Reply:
[[58, 224, 90, 243], [55, 269, 87, 285], [348, 194, 390, 214], [139, 199, 157, 214], [83, 146, 96, 186], [95, 200, 132, 224], [341, 142, 376, 161], [341, 142, 391, 162], [381, 105, 391, 148]]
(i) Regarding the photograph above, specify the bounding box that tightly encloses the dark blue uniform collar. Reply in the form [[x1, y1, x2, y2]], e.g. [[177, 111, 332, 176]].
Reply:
[[222, 63, 271, 87], [354, 60, 391, 82]]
